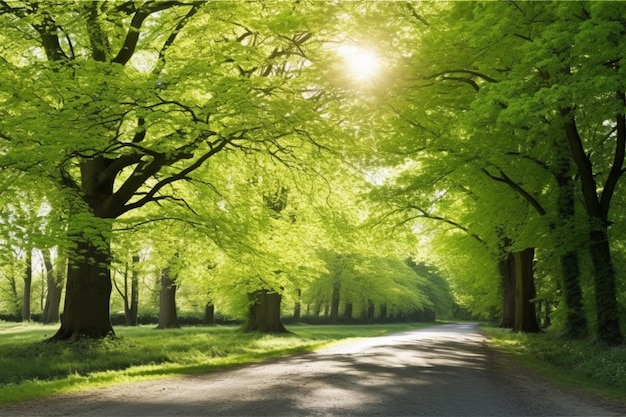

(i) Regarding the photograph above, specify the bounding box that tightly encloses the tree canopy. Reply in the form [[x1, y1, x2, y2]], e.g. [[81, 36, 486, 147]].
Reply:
[[0, 1, 625, 345]]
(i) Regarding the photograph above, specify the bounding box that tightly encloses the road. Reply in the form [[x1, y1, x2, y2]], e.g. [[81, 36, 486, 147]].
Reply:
[[1, 323, 622, 416]]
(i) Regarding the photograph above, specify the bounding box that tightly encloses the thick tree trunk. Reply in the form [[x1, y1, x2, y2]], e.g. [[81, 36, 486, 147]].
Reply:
[[499, 253, 515, 329], [513, 248, 540, 333], [52, 236, 114, 340], [559, 250, 587, 337], [157, 267, 180, 329], [562, 108, 623, 345], [51, 158, 118, 340], [244, 290, 289, 333], [21, 250, 32, 322], [380, 304, 387, 321], [589, 228, 623, 345], [42, 249, 64, 324], [556, 163, 588, 339]]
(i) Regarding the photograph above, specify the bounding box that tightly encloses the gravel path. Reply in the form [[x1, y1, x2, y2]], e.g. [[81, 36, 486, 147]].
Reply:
[[1, 323, 623, 416]]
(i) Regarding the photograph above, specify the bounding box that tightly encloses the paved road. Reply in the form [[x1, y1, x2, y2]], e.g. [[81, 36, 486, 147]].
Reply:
[[1, 323, 622, 416]]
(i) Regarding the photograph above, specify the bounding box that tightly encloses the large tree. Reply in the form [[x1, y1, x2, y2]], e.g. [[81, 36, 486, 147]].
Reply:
[[366, 1, 624, 343], [0, 1, 342, 339], [445, 1, 626, 345]]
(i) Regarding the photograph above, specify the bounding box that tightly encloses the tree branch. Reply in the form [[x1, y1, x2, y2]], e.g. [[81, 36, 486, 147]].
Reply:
[[600, 91, 626, 216], [481, 167, 546, 215], [427, 69, 499, 84], [406, 204, 486, 245], [152, 2, 202, 75], [112, 1, 182, 65], [115, 135, 229, 216]]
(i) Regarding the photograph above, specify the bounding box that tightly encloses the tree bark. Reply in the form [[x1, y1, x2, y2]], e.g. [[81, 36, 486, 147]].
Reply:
[[21, 250, 32, 322], [562, 108, 623, 345], [204, 301, 215, 325], [42, 249, 64, 324], [330, 278, 340, 323], [367, 300, 375, 321], [157, 266, 180, 329], [293, 289, 301, 322], [555, 154, 588, 339], [51, 231, 114, 340], [125, 255, 139, 326], [589, 228, 622, 345], [51, 158, 117, 340], [499, 253, 516, 329], [513, 248, 540, 333], [343, 302, 353, 319], [243, 289, 289, 333]]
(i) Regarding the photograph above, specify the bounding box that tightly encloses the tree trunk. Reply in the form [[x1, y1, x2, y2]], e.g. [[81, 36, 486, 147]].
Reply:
[[367, 300, 375, 321], [562, 108, 623, 345], [380, 304, 387, 321], [555, 161, 588, 339], [157, 266, 180, 329], [52, 235, 114, 340], [293, 289, 301, 322], [589, 228, 622, 345], [21, 250, 32, 322], [499, 253, 515, 329], [343, 302, 353, 319], [125, 255, 139, 326], [51, 158, 118, 340], [330, 278, 340, 323], [513, 248, 540, 333], [42, 249, 64, 324], [204, 301, 215, 325], [243, 289, 289, 333]]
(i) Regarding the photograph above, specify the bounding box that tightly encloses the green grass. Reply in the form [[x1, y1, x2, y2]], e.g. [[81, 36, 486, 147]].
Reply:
[[483, 326, 626, 403], [0, 321, 435, 404]]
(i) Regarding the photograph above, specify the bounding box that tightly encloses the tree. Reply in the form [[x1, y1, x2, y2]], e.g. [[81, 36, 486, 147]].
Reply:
[[113, 255, 140, 326], [0, 1, 345, 339], [41, 248, 64, 324], [443, 1, 625, 344], [20, 249, 32, 322], [363, 2, 624, 341], [157, 264, 180, 330]]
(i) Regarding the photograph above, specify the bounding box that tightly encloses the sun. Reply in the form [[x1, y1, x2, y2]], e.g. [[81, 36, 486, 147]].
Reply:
[[337, 45, 382, 81]]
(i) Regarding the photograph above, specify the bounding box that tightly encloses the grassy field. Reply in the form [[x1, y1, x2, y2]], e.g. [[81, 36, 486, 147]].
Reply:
[[483, 326, 626, 403], [0, 321, 435, 404]]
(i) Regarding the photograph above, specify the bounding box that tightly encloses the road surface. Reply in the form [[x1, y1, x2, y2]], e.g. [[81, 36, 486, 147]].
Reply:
[[1, 323, 622, 416]]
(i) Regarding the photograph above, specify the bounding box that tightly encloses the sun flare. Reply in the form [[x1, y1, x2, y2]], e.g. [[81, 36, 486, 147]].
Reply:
[[338, 45, 382, 81]]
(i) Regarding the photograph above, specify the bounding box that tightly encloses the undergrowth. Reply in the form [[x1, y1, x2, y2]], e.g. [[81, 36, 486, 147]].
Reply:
[[484, 326, 626, 402]]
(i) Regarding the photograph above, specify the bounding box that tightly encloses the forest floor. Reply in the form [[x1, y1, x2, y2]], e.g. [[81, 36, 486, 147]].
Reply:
[[1, 322, 624, 416]]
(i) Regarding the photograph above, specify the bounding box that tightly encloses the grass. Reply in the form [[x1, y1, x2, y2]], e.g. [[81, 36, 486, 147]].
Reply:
[[483, 326, 626, 403], [0, 321, 435, 404]]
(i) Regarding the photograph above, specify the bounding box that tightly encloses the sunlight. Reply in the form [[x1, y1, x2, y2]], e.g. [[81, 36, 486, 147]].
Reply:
[[337, 44, 382, 81]]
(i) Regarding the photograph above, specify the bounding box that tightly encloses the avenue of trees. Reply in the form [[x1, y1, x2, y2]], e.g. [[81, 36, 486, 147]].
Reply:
[[1, 1, 625, 346]]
